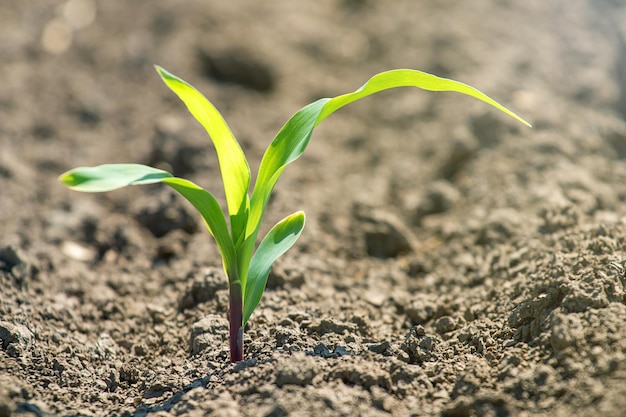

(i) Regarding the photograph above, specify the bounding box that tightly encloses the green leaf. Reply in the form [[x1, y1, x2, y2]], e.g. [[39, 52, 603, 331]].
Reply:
[[161, 177, 237, 279], [59, 163, 174, 191], [155, 66, 251, 246], [242, 211, 305, 325], [317, 69, 532, 126], [247, 69, 530, 242], [58, 164, 238, 280]]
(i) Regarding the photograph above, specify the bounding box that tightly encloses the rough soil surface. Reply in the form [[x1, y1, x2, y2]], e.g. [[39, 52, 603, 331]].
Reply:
[[2, 1, 626, 416]]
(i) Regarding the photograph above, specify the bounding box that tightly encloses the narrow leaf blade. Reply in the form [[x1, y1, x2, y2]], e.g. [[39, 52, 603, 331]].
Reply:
[[161, 177, 237, 277], [318, 69, 532, 127], [155, 66, 251, 244], [246, 100, 326, 236], [248, 70, 531, 239], [59, 164, 237, 279], [59, 163, 174, 192], [242, 211, 305, 325]]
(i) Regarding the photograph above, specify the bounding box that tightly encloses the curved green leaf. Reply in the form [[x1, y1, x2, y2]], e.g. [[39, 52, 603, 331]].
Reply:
[[58, 163, 238, 279], [155, 66, 251, 245], [317, 69, 532, 126], [242, 211, 305, 325], [59, 163, 174, 192], [247, 69, 531, 240], [161, 177, 237, 279]]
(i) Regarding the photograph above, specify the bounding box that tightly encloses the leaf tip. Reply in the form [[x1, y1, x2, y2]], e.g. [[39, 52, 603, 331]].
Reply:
[[291, 210, 306, 229], [154, 65, 175, 83], [517, 116, 533, 128], [58, 170, 76, 187]]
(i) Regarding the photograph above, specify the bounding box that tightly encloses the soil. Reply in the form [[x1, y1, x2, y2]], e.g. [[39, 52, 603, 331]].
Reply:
[[2, 1, 626, 416]]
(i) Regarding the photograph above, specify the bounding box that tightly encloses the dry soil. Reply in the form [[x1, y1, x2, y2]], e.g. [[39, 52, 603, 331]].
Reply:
[[2, 1, 626, 416]]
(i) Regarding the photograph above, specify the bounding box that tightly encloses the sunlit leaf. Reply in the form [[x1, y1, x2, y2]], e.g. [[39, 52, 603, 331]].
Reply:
[[247, 69, 531, 243], [59, 164, 237, 279], [156, 66, 251, 246], [59, 163, 173, 192], [242, 211, 305, 325]]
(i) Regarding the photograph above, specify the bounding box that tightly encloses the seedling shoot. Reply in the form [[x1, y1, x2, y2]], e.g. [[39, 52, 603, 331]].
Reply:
[[59, 66, 530, 362]]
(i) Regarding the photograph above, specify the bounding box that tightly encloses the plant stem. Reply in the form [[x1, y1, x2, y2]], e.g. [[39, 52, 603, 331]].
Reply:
[[229, 282, 244, 362]]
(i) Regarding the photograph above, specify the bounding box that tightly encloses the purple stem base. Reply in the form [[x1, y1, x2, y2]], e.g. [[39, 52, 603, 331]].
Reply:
[[229, 284, 244, 363]]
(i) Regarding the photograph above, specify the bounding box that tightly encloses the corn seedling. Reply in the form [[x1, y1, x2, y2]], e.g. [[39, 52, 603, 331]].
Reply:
[[59, 66, 530, 362]]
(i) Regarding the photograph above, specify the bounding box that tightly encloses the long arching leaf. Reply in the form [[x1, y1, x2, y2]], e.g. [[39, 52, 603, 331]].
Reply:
[[242, 211, 305, 325], [155, 66, 251, 246], [247, 69, 531, 240], [58, 163, 238, 279]]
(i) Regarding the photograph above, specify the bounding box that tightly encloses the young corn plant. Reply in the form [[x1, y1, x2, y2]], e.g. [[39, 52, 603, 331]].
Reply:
[[59, 66, 530, 362]]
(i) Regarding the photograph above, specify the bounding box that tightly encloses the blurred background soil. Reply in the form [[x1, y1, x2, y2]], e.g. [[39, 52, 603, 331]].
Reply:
[[2, 1, 626, 416]]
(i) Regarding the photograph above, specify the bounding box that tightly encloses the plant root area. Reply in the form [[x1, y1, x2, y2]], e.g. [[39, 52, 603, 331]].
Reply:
[[2, 1, 626, 416]]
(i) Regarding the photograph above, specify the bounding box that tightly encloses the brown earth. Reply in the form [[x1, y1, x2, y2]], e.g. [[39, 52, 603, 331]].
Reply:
[[2, 1, 626, 416]]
